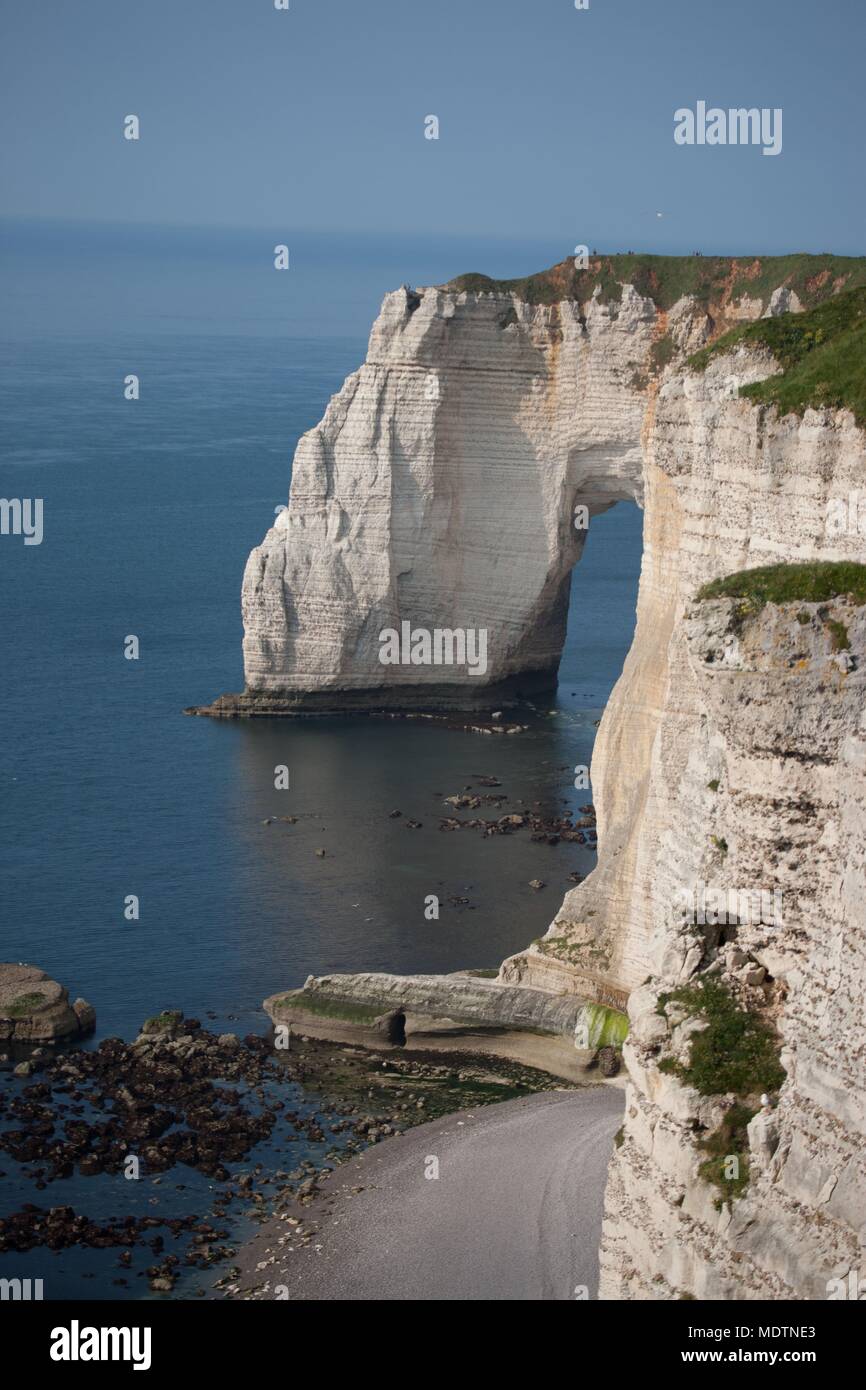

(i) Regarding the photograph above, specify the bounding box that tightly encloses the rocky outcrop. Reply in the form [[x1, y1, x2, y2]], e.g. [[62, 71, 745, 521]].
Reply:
[[229, 252, 865, 1299], [197, 253, 863, 719], [0, 964, 95, 1043], [265, 971, 627, 1082]]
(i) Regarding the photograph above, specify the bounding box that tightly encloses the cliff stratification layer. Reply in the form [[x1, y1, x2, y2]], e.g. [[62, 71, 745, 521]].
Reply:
[[587, 365, 866, 1298], [239, 280, 652, 706], [227, 253, 866, 1299]]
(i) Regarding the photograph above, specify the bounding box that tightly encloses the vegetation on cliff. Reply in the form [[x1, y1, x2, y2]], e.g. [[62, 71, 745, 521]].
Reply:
[[696, 560, 866, 610], [652, 978, 784, 1205], [656, 977, 784, 1097], [689, 285, 866, 424], [448, 252, 866, 315], [697, 1102, 756, 1206]]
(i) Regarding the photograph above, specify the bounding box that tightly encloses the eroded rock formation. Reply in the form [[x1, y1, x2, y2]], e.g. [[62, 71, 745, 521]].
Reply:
[[265, 969, 627, 1082], [230, 253, 865, 1300], [235, 281, 653, 709]]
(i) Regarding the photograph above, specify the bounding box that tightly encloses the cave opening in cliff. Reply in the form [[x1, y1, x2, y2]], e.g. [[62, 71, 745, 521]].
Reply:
[[387, 1011, 407, 1046]]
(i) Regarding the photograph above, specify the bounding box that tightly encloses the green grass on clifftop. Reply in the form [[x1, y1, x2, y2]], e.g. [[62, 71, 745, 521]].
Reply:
[[696, 560, 866, 609], [447, 252, 866, 315], [688, 286, 866, 425]]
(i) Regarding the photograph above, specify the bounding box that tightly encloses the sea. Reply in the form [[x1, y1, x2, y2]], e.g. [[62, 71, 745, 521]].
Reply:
[[0, 219, 642, 1296]]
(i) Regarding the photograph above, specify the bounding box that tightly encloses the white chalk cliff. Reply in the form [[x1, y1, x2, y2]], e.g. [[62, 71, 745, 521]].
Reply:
[[586, 358, 866, 1300], [239, 281, 652, 705], [231, 256, 866, 1300]]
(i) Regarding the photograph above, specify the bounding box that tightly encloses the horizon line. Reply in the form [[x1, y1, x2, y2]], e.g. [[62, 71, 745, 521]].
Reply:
[[0, 216, 863, 262]]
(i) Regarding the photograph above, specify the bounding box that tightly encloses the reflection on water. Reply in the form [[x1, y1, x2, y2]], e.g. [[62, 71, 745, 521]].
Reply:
[[0, 238, 644, 1300], [225, 708, 601, 981], [0, 323, 642, 1041]]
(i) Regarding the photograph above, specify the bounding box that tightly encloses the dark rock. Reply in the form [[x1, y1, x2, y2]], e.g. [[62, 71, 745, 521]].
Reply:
[[597, 1046, 621, 1078]]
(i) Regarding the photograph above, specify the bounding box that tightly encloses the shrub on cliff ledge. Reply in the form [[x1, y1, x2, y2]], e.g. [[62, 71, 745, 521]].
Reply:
[[696, 560, 866, 610], [697, 1102, 756, 1206], [689, 286, 866, 425], [656, 976, 784, 1097]]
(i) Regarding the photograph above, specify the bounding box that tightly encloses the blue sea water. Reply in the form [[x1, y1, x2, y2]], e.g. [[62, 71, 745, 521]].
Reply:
[[0, 221, 643, 1038], [0, 220, 642, 1297], [0, 222, 644, 1295]]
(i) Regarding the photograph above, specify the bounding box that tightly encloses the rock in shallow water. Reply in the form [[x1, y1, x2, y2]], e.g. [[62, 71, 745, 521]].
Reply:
[[0, 963, 95, 1043]]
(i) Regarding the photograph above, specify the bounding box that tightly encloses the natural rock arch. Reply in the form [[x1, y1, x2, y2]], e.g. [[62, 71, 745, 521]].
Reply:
[[238, 284, 650, 709], [222, 260, 866, 1301]]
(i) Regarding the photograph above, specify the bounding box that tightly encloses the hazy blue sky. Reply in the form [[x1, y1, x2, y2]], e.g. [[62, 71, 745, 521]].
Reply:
[[1, 0, 864, 256]]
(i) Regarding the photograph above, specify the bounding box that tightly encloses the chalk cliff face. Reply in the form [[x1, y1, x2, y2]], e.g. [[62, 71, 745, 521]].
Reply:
[[588, 360, 866, 1300], [241, 281, 658, 705], [237, 255, 866, 1300], [497, 330, 866, 1300], [240, 257, 852, 710]]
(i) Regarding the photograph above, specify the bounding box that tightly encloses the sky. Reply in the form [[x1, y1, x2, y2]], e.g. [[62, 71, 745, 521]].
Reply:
[[0, 0, 864, 259]]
